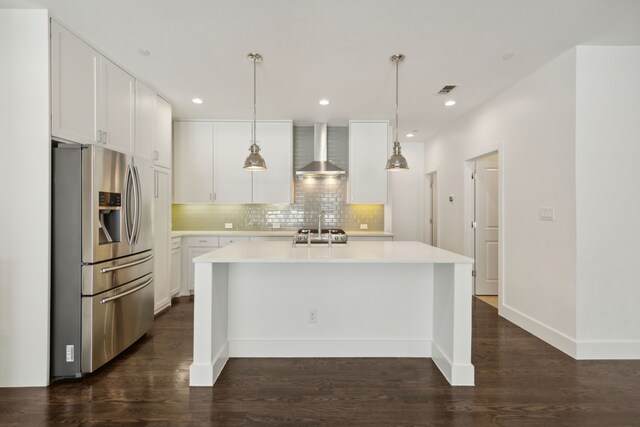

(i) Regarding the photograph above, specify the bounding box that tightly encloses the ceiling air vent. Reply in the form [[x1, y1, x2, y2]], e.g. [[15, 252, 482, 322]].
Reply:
[[438, 85, 457, 95]]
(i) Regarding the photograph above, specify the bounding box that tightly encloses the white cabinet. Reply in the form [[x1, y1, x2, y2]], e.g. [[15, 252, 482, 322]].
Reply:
[[348, 121, 390, 204], [51, 20, 134, 153], [135, 81, 155, 160], [252, 121, 293, 204], [153, 168, 172, 314], [154, 96, 172, 168], [213, 121, 253, 204], [170, 237, 182, 297], [173, 121, 214, 203]]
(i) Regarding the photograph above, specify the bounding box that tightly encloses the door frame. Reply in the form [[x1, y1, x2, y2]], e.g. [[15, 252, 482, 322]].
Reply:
[[464, 148, 504, 303], [423, 171, 438, 246]]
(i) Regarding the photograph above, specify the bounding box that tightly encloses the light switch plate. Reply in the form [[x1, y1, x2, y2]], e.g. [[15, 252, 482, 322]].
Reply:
[[272, 223, 281, 229], [539, 207, 555, 221], [360, 224, 368, 230], [225, 223, 233, 229]]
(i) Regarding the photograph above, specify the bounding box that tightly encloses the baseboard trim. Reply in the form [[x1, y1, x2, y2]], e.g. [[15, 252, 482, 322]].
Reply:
[[431, 342, 474, 386], [228, 339, 432, 358], [577, 340, 640, 360], [189, 342, 229, 386], [499, 304, 577, 358]]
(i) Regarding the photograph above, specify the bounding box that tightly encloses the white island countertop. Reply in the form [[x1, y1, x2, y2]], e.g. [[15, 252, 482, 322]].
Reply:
[[193, 241, 473, 264], [172, 230, 394, 238]]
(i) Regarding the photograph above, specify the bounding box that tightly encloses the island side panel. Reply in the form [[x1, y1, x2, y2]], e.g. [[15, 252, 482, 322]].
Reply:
[[190, 262, 229, 386], [432, 262, 474, 386], [226, 263, 434, 357]]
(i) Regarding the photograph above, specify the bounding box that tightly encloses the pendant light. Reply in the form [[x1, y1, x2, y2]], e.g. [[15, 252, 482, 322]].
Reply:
[[243, 52, 267, 171], [386, 54, 409, 171]]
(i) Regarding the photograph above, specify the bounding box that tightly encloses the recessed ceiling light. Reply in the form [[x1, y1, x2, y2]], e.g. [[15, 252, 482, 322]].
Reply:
[[502, 52, 515, 60], [406, 133, 414, 138], [319, 99, 330, 106], [444, 100, 456, 107], [137, 49, 150, 56], [192, 98, 204, 104]]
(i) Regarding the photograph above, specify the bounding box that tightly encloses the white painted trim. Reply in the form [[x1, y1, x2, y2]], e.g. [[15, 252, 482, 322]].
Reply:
[[189, 342, 229, 387], [431, 342, 474, 386], [576, 340, 640, 360], [498, 141, 506, 311], [499, 304, 577, 358], [229, 340, 432, 358]]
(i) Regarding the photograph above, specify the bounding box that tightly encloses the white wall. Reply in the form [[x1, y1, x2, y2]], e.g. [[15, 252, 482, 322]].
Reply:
[[390, 142, 424, 241], [0, 10, 51, 387], [424, 49, 579, 356], [575, 46, 640, 358]]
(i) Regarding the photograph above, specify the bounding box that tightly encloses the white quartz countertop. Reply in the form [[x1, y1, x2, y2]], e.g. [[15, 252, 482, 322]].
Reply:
[[193, 241, 473, 264], [172, 230, 394, 238]]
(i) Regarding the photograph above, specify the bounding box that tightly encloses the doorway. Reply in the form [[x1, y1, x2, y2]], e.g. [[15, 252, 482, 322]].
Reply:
[[424, 172, 437, 246], [471, 153, 499, 296]]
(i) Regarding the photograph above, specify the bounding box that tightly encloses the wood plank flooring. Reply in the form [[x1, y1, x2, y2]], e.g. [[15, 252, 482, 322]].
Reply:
[[1, 297, 640, 425]]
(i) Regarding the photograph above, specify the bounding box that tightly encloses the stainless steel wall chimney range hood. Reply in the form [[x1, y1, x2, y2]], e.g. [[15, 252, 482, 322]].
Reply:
[[296, 123, 346, 176]]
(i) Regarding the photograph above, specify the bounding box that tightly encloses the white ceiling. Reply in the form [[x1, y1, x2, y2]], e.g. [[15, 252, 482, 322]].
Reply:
[[3, 0, 640, 141]]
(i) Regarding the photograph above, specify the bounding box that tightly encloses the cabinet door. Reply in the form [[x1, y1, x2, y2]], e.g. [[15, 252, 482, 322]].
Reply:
[[135, 81, 155, 161], [102, 57, 134, 154], [213, 121, 252, 204], [187, 247, 217, 292], [154, 96, 172, 168], [252, 121, 293, 204], [170, 248, 181, 297], [51, 20, 100, 145], [173, 121, 214, 203], [153, 168, 171, 313], [348, 121, 389, 204]]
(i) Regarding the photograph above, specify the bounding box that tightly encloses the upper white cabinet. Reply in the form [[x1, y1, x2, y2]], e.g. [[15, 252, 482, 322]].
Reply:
[[51, 21, 134, 153], [213, 121, 253, 204], [154, 96, 172, 169], [173, 121, 214, 203], [252, 121, 293, 204], [134, 81, 155, 161], [348, 121, 390, 204]]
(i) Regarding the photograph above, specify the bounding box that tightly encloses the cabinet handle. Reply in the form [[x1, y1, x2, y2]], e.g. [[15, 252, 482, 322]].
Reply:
[[96, 130, 102, 143], [209, 193, 212, 201], [199, 240, 207, 243], [154, 170, 159, 198], [153, 150, 159, 161], [102, 131, 108, 144]]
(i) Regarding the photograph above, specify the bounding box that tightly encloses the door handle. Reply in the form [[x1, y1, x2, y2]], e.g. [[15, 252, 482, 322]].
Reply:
[[100, 277, 152, 304], [100, 254, 153, 274], [124, 165, 134, 244], [132, 165, 142, 244]]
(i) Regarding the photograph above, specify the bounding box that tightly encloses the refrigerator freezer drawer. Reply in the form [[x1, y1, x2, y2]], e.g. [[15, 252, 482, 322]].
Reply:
[[81, 273, 154, 373], [82, 250, 153, 295]]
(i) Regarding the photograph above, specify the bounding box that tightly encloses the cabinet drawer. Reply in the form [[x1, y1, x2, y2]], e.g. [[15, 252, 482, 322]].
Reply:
[[171, 237, 182, 250], [187, 236, 219, 247], [219, 236, 250, 247]]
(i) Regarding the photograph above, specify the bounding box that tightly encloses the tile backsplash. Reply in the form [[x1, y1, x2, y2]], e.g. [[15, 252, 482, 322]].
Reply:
[[172, 125, 384, 232]]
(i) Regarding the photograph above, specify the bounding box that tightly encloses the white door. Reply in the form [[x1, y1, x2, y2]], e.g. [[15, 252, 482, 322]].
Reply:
[[135, 81, 155, 161], [170, 247, 181, 297], [213, 121, 252, 204], [153, 168, 171, 313], [474, 154, 499, 295], [173, 121, 214, 203], [51, 21, 101, 145], [252, 121, 293, 204], [101, 57, 134, 154]]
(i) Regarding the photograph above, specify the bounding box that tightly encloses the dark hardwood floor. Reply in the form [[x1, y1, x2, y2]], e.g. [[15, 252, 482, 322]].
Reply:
[[1, 297, 640, 426]]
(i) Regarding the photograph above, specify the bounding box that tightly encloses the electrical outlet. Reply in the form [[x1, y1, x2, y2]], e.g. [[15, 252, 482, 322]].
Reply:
[[66, 345, 74, 362], [272, 223, 281, 229], [360, 224, 368, 230], [539, 207, 555, 221], [225, 223, 233, 229], [308, 309, 317, 324]]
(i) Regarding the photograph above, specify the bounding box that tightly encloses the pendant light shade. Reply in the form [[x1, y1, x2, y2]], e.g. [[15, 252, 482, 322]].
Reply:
[[243, 53, 267, 171], [386, 54, 409, 171]]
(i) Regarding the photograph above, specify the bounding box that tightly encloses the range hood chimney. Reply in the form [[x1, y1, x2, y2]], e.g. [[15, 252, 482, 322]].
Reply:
[[296, 123, 346, 176]]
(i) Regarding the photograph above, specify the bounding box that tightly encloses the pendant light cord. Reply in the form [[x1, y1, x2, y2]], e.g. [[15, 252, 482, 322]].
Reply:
[[252, 56, 257, 145], [395, 57, 399, 143]]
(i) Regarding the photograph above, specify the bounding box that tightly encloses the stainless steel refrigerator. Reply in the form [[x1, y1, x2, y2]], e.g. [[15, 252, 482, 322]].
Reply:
[[51, 143, 154, 378]]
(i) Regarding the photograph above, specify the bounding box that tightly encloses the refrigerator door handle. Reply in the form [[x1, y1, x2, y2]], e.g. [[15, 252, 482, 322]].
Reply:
[[131, 165, 141, 244], [124, 165, 134, 245], [99, 254, 153, 274], [100, 277, 152, 304]]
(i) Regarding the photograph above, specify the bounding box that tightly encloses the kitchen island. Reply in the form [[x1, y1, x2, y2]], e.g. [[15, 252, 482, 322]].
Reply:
[[190, 241, 475, 386]]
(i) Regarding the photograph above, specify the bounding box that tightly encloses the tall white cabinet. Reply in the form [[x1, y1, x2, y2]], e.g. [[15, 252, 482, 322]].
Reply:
[[348, 121, 390, 204], [153, 168, 172, 313]]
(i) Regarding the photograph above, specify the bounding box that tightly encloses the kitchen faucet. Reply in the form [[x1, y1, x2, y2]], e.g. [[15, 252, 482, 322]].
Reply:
[[318, 210, 325, 236]]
